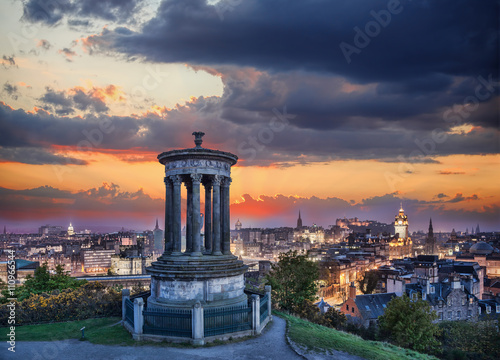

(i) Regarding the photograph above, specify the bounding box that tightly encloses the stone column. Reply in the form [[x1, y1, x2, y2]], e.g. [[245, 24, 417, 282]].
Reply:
[[203, 179, 212, 253], [265, 285, 272, 321], [163, 176, 172, 254], [251, 294, 261, 335], [170, 175, 182, 255], [192, 301, 204, 345], [134, 297, 144, 336], [222, 177, 232, 255], [122, 288, 130, 321], [185, 179, 193, 253], [191, 173, 202, 257], [211, 175, 222, 255]]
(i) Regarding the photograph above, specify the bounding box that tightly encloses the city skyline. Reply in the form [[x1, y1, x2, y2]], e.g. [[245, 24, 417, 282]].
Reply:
[[1, 1, 499, 233]]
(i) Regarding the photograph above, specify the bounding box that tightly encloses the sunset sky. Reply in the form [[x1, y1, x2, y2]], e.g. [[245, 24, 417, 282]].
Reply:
[[0, 0, 499, 233]]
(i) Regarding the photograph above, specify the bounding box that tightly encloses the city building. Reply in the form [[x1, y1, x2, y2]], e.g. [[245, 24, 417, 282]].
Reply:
[[388, 204, 412, 259], [340, 282, 396, 327], [81, 249, 115, 274], [445, 241, 500, 278], [406, 275, 480, 322], [67, 223, 74, 236], [152, 219, 164, 253], [0, 259, 39, 284], [110, 254, 153, 275], [38, 224, 64, 236]]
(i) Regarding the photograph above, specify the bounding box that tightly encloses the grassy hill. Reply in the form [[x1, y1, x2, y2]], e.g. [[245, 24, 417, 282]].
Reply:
[[278, 311, 438, 360]]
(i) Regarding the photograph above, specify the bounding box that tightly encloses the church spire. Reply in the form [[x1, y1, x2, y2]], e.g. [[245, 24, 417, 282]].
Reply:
[[426, 218, 435, 255], [296, 210, 303, 228]]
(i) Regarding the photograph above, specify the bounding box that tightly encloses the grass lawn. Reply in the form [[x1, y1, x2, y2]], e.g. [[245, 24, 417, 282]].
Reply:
[[277, 311, 439, 360], [14, 317, 136, 346]]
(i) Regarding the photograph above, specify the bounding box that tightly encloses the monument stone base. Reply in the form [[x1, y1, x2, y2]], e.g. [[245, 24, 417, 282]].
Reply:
[[146, 254, 248, 309]]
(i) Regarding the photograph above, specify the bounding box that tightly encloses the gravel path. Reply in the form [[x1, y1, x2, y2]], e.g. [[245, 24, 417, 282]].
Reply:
[[3, 317, 304, 360]]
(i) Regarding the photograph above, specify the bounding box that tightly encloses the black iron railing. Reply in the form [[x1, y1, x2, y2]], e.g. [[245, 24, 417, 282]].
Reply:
[[204, 304, 252, 337], [143, 307, 192, 338], [125, 298, 134, 327]]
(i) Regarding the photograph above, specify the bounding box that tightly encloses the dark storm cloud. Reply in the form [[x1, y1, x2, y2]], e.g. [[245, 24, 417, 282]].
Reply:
[[83, 0, 498, 83], [22, 0, 144, 26], [0, 185, 73, 198], [38, 87, 109, 114], [79, 0, 498, 137], [39, 87, 73, 107], [0, 146, 88, 165], [16, 0, 497, 166], [1, 82, 498, 167], [71, 89, 108, 113], [0, 182, 163, 223], [447, 193, 480, 203]]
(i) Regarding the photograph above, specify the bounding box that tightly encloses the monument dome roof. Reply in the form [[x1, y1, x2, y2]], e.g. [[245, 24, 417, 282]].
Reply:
[[470, 241, 494, 255]]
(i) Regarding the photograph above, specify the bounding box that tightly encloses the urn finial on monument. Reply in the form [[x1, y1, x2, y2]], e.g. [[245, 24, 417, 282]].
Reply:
[[192, 131, 205, 148]]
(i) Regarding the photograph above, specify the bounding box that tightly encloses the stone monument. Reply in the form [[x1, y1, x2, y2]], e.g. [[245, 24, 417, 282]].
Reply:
[[146, 132, 248, 310]]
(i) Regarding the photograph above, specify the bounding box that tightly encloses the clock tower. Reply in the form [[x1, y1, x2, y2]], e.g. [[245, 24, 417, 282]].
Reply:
[[394, 203, 408, 239]]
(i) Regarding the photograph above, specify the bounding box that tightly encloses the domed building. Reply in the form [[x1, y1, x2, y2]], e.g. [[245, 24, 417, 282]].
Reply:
[[446, 240, 500, 278], [470, 241, 494, 256]]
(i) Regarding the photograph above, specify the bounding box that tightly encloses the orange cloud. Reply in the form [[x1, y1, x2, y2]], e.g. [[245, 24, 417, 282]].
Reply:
[[69, 84, 125, 103]]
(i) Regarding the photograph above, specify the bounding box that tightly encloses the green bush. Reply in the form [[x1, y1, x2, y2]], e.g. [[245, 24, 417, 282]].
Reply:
[[0, 281, 121, 325], [439, 320, 500, 360]]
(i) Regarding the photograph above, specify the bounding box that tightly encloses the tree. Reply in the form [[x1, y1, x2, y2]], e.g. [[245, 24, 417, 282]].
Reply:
[[266, 250, 319, 312], [379, 293, 441, 354], [357, 270, 379, 294], [323, 306, 347, 329]]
